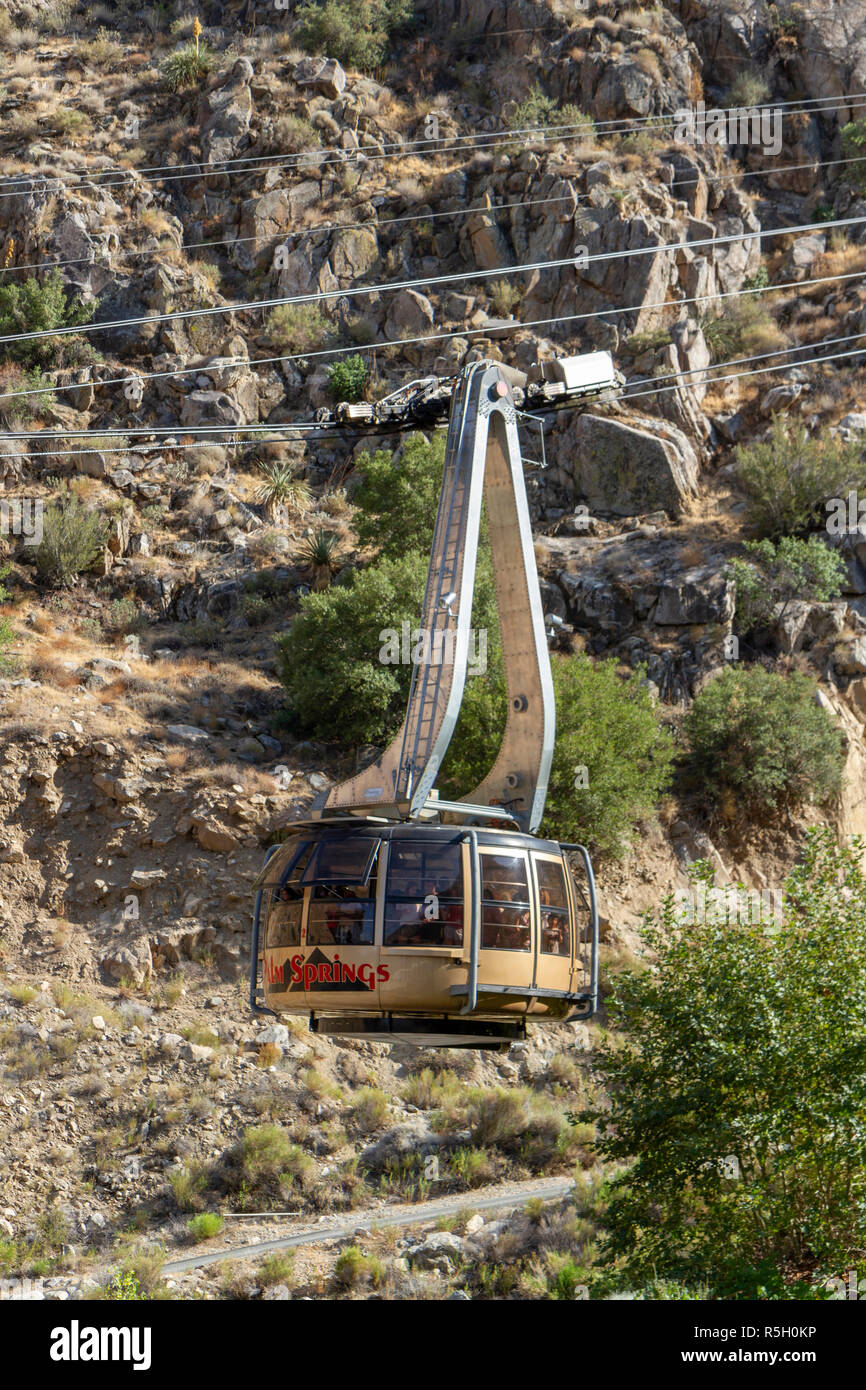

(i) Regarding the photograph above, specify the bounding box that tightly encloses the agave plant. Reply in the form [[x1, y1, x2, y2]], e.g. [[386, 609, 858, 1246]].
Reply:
[[256, 461, 312, 522], [298, 527, 343, 590]]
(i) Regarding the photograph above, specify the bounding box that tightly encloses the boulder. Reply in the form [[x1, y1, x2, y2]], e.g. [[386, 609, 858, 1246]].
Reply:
[[100, 939, 153, 987], [569, 413, 700, 517], [294, 56, 346, 99], [654, 570, 735, 626], [384, 288, 435, 340], [199, 58, 254, 164]]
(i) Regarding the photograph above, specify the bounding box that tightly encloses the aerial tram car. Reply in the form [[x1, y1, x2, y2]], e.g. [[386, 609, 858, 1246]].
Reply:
[[250, 352, 618, 1048]]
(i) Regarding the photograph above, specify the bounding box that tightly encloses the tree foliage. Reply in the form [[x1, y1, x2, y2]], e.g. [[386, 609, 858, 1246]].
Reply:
[[351, 433, 446, 558], [295, 0, 414, 70], [685, 665, 844, 816], [0, 269, 93, 367], [735, 416, 866, 538], [587, 829, 866, 1297], [728, 536, 847, 635]]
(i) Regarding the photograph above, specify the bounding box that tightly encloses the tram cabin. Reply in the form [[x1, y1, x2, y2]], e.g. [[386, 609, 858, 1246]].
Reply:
[[251, 820, 598, 1049]]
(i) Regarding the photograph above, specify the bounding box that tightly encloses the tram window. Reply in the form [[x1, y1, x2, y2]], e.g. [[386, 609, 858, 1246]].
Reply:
[[481, 853, 531, 951], [267, 841, 314, 949], [307, 880, 376, 946], [301, 837, 379, 887], [536, 858, 571, 957], [384, 842, 464, 947]]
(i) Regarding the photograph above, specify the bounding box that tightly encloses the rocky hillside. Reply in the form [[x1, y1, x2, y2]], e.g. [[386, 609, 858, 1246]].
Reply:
[[1, 0, 866, 1300]]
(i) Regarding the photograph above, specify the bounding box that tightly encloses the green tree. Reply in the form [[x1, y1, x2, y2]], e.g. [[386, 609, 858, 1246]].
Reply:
[[542, 656, 675, 857], [295, 0, 414, 70], [727, 536, 847, 635], [351, 433, 446, 558], [734, 416, 866, 538], [685, 665, 843, 816], [276, 549, 502, 757], [0, 269, 93, 367], [587, 829, 866, 1297]]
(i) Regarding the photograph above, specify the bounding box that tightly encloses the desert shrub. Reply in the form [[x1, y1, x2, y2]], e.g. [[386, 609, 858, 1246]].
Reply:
[[700, 294, 784, 361], [508, 83, 594, 137], [224, 1124, 315, 1205], [265, 303, 332, 354], [351, 1086, 389, 1133], [724, 70, 772, 108], [0, 269, 93, 367], [256, 461, 312, 520], [276, 545, 500, 758], [735, 416, 866, 537], [0, 615, 17, 675], [840, 118, 866, 193], [34, 494, 109, 586], [541, 655, 675, 858], [187, 1212, 224, 1241], [326, 354, 368, 402], [587, 830, 866, 1297], [295, 0, 414, 70], [488, 279, 521, 315], [332, 1245, 384, 1289], [105, 597, 147, 635], [685, 665, 843, 816], [161, 41, 214, 90], [258, 1251, 295, 1287], [728, 536, 846, 635], [276, 551, 424, 743], [266, 113, 322, 155], [0, 365, 55, 425], [351, 433, 446, 557]]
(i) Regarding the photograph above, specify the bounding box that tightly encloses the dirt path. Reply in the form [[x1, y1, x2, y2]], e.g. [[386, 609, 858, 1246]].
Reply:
[[163, 1175, 576, 1273]]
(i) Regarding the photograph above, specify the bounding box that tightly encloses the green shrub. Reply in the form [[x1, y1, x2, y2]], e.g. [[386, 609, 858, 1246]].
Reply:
[[295, 0, 414, 70], [728, 536, 846, 635], [0, 269, 93, 367], [841, 118, 866, 193], [264, 303, 332, 354], [351, 1086, 389, 1134], [587, 830, 866, 1297], [161, 41, 214, 91], [34, 494, 109, 587], [259, 1251, 295, 1287], [256, 461, 312, 520], [187, 1212, 224, 1241], [735, 416, 866, 537], [276, 546, 500, 757], [326, 354, 368, 402], [0, 615, 17, 675], [276, 551, 425, 743], [508, 83, 594, 137], [724, 70, 772, 107], [352, 433, 446, 558], [542, 656, 675, 858], [332, 1244, 384, 1289], [700, 294, 783, 362], [227, 1124, 314, 1204], [0, 366, 55, 425], [105, 597, 146, 635], [685, 665, 843, 816]]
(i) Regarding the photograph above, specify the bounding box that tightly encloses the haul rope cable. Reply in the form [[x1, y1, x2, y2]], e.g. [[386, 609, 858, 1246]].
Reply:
[[0, 211, 862, 352]]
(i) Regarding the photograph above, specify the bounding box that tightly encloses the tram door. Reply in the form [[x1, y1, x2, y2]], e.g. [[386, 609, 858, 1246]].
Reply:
[[530, 853, 573, 996], [477, 847, 534, 1004], [298, 837, 382, 1011]]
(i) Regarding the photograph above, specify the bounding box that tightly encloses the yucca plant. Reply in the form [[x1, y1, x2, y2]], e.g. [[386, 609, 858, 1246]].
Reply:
[[298, 527, 343, 590], [256, 462, 312, 522], [161, 39, 214, 91]]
